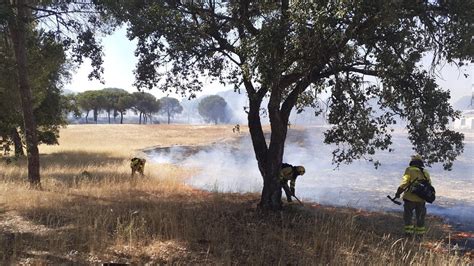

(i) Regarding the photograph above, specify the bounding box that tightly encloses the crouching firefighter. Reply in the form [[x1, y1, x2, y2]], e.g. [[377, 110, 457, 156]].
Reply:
[[280, 163, 305, 203], [130, 157, 146, 177], [394, 154, 432, 236]]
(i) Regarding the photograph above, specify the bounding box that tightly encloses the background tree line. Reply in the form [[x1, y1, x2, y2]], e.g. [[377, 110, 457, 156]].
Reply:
[[73, 89, 162, 124], [70, 89, 230, 125]]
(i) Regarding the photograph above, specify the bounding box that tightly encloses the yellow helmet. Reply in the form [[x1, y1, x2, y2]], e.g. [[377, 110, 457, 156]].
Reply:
[[296, 166, 305, 175], [411, 154, 423, 161]]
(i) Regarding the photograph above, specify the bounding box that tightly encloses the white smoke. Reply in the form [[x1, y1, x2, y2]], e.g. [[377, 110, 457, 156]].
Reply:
[[154, 90, 330, 125], [146, 127, 474, 230]]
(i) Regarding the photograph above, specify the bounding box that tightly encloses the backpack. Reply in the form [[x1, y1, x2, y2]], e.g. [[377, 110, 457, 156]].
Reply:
[[410, 169, 436, 203]]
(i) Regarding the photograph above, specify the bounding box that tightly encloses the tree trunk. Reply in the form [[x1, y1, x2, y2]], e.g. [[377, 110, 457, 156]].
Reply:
[[263, 97, 289, 210], [139, 112, 142, 124], [256, 118, 288, 210], [120, 112, 124, 124], [8, 0, 41, 187], [245, 84, 281, 210], [254, 0, 292, 210], [264, 102, 289, 209], [85, 111, 89, 123], [93, 109, 98, 124], [11, 128, 24, 157], [167, 111, 170, 124], [107, 111, 111, 124], [245, 80, 291, 210]]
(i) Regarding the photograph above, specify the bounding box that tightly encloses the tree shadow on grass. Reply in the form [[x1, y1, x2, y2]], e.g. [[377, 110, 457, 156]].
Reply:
[[0, 204, 6, 215], [3, 184, 459, 264], [40, 151, 126, 169], [2, 150, 136, 188], [38, 151, 131, 187], [0, 216, 79, 265], [7, 190, 329, 265]]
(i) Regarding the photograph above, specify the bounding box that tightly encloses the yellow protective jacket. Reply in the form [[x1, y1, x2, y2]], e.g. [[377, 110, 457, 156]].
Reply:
[[399, 166, 431, 202], [280, 166, 297, 190]]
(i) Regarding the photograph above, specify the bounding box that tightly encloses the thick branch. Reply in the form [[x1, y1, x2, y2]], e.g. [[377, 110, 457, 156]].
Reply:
[[281, 77, 310, 120], [238, 0, 259, 36], [313, 66, 378, 82], [26, 4, 97, 21]]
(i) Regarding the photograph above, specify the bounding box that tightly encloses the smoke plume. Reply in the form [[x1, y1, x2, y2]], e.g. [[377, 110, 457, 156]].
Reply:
[[147, 127, 474, 230]]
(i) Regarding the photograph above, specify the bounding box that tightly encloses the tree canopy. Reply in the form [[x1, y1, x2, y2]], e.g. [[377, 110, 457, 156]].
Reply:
[[198, 95, 229, 124], [132, 92, 160, 124], [159, 97, 183, 124], [0, 26, 71, 155], [1, 0, 107, 186], [101, 88, 130, 123], [74, 89, 163, 124], [76, 90, 107, 123]]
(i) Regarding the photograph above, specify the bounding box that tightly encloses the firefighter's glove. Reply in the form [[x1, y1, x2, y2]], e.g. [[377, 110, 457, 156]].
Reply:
[[290, 187, 295, 196], [395, 187, 404, 199]]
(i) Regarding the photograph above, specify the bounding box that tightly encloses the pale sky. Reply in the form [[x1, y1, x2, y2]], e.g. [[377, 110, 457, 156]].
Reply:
[[66, 27, 473, 104], [66, 27, 231, 100]]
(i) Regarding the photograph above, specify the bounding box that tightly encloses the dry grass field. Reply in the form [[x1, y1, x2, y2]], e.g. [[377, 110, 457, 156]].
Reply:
[[0, 124, 471, 264]]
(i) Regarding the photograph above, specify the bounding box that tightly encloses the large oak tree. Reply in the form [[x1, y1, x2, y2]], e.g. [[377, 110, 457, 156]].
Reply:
[[103, 1, 472, 209]]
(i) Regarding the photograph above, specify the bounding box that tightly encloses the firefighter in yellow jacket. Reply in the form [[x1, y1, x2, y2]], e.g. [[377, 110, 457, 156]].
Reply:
[[280, 163, 305, 203], [395, 154, 432, 236]]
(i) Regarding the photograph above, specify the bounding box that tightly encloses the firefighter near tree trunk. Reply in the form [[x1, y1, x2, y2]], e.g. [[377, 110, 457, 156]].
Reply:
[[394, 154, 433, 236], [279, 163, 305, 204]]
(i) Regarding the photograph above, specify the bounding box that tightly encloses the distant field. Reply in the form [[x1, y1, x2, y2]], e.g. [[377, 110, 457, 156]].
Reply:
[[39, 124, 242, 156]]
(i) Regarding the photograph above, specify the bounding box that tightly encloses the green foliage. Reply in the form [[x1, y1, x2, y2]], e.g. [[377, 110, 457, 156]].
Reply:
[[159, 97, 183, 124], [100, 88, 129, 122], [74, 89, 163, 124], [115, 93, 135, 123], [75, 91, 94, 122], [127, 91, 159, 124], [2, 1, 107, 83], [0, 0, 113, 138], [132, 92, 160, 115], [76, 90, 106, 123], [198, 95, 229, 124], [61, 93, 82, 119], [0, 28, 70, 145], [102, 1, 472, 170], [1, 0, 112, 185], [116, 94, 135, 112]]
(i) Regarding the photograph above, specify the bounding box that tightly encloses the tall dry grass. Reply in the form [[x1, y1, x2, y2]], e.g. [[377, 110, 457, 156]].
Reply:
[[0, 125, 470, 264]]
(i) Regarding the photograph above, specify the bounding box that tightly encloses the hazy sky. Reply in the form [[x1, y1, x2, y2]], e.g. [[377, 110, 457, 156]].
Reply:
[[66, 27, 473, 104], [66, 27, 231, 100]]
